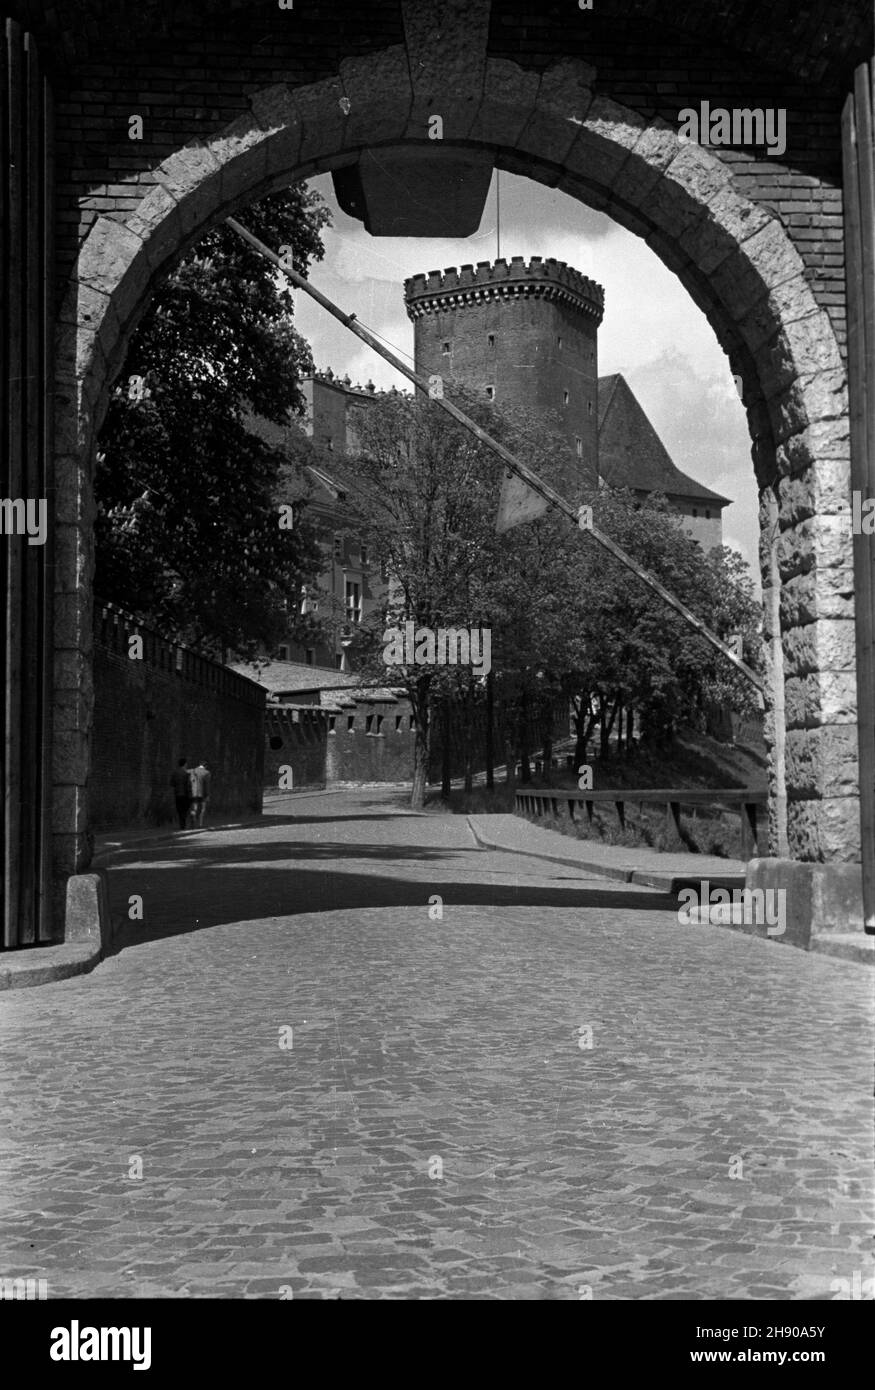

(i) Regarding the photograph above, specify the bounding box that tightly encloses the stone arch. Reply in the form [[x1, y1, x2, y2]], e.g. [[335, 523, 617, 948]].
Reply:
[[55, 51, 855, 887]]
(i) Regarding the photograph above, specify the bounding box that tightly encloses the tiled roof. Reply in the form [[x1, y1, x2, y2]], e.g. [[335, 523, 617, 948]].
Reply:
[[597, 374, 731, 507], [229, 660, 402, 702]]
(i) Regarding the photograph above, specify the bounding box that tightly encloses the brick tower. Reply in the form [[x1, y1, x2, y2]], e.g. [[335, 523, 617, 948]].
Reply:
[[403, 256, 605, 495]]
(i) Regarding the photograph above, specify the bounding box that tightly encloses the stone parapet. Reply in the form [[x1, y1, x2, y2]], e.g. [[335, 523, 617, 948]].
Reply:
[[404, 257, 605, 324]]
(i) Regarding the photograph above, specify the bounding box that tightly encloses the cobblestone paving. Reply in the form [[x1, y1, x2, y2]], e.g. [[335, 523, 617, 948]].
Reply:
[[1, 790, 872, 1300]]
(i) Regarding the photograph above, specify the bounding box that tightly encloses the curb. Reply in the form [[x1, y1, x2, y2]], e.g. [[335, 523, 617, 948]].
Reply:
[[466, 817, 745, 893], [811, 934, 875, 965], [0, 940, 104, 991]]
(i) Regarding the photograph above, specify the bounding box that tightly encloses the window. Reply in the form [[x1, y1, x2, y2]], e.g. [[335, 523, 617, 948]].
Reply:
[[328, 715, 336, 733], [587, 400, 593, 417], [395, 715, 403, 732], [360, 542, 368, 566], [345, 580, 361, 624], [575, 437, 582, 458], [485, 385, 495, 400], [335, 653, 343, 669], [347, 714, 355, 732], [333, 533, 342, 559], [563, 390, 569, 406], [442, 341, 450, 354], [488, 333, 495, 348], [305, 648, 315, 665], [557, 335, 562, 347], [365, 713, 374, 734], [376, 714, 384, 735], [278, 643, 290, 660], [705, 509, 711, 520], [692, 508, 699, 517]]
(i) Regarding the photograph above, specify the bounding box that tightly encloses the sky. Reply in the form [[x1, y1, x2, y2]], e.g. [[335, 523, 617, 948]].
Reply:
[[292, 170, 760, 589]]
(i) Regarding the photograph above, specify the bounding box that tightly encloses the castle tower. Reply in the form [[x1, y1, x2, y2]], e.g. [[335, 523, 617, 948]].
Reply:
[[404, 256, 605, 495]]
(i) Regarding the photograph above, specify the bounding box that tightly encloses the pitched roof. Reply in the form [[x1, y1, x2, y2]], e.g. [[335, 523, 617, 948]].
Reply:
[[228, 659, 401, 703], [597, 374, 731, 507]]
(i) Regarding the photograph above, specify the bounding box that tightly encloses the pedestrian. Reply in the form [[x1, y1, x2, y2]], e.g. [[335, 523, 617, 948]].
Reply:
[[170, 757, 192, 830], [188, 760, 212, 828]]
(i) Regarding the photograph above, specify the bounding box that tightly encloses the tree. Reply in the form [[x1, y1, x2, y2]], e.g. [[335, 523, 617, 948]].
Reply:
[[345, 384, 584, 804], [94, 185, 331, 660], [343, 386, 508, 806], [556, 488, 762, 759]]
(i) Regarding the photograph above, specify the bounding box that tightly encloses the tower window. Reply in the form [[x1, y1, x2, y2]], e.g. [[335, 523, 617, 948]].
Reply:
[[485, 385, 495, 400], [557, 335, 562, 348], [442, 341, 450, 354], [563, 390, 569, 406], [488, 334, 495, 348], [587, 400, 593, 416], [575, 437, 582, 458]]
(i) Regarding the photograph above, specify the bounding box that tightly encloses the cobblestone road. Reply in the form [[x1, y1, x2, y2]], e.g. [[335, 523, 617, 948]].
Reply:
[[1, 790, 872, 1299]]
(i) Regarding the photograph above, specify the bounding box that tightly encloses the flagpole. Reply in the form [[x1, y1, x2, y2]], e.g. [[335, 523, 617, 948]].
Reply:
[[227, 216, 763, 693]]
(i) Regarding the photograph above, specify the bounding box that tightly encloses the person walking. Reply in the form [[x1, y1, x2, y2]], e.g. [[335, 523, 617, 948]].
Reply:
[[188, 760, 212, 828], [170, 757, 192, 830]]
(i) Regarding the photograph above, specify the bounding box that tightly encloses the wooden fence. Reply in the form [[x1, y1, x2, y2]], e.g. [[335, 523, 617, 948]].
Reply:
[[515, 787, 768, 859]]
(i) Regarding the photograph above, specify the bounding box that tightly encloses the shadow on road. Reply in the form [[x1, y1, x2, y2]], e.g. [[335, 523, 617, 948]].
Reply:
[[104, 858, 677, 958]]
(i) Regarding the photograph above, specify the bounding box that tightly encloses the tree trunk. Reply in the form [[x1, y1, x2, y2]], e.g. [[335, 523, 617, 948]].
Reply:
[[485, 671, 494, 791], [599, 695, 609, 760], [410, 673, 431, 809], [519, 689, 531, 784], [541, 711, 553, 786], [573, 698, 587, 767], [441, 697, 451, 799], [463, 682, 474, 793]]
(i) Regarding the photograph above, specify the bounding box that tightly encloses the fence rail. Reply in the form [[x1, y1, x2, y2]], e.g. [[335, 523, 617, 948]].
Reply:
[[515, 787, 768, 858]]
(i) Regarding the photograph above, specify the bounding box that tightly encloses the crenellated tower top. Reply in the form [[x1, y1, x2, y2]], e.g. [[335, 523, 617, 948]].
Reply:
[[404, 256, 604, 324]]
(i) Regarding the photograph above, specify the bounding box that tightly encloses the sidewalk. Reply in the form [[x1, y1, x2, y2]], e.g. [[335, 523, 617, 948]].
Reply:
[[467, 812, 747, 891], [467, 813, 873, 963]]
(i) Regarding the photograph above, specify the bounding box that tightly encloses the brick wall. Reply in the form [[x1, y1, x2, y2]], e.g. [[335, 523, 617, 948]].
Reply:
[[91, 606, 265, 830], [263, 688, 569, 789], [17, 0, 857, 357]]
